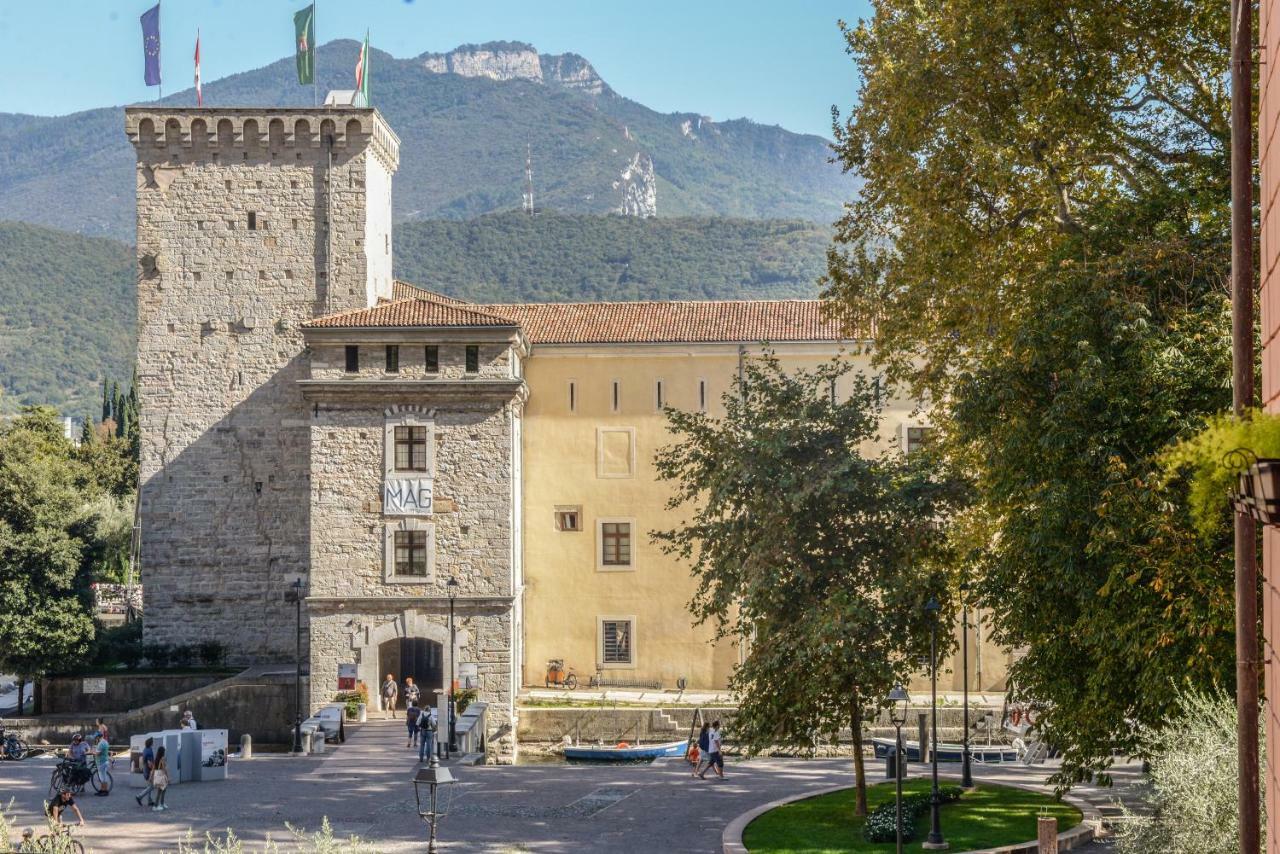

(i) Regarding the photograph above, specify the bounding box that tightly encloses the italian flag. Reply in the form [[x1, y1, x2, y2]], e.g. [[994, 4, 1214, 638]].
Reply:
[[194, 30, 202, 106], [355, 30, 369, 106]]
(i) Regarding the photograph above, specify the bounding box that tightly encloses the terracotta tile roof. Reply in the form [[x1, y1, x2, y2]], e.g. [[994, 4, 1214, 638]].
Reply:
[[311, 281, 858, 343], [474, 300, 850, 344], [302, 297, 518, 329]]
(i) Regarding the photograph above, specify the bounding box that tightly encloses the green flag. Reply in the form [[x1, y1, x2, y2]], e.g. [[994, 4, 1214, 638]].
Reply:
[[294, 4, 315, 85], [355, 30, 370, 106]]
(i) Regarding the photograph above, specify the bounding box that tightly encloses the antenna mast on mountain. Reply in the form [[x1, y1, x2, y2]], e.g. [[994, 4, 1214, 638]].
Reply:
[[522, 143, 535, 214]]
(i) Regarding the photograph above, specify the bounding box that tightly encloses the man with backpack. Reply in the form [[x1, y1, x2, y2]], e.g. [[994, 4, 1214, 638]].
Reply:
[[417, 704, 438, 763]]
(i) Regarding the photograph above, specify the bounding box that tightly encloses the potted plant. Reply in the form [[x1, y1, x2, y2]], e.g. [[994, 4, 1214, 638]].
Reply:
[[1161, 411, 1280, 535]]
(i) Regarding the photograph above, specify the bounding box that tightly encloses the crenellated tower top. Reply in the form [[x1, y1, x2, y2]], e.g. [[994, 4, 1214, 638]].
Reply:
[[124, 107, 399, 172]]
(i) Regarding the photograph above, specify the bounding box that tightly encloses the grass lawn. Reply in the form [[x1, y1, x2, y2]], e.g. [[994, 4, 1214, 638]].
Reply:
[[743, 777, 1082, 853]]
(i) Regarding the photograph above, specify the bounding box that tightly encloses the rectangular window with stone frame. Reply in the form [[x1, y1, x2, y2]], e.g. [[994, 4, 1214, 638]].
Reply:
[[601, 521, 631, 566], [394, 426, 429, 472], [465, 345, 480, 374], [393, 530, 429, 577], [385, 345, 400, 374]]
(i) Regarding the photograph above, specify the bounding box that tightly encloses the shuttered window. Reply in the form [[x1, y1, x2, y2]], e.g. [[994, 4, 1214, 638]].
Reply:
[[601, 620, 633, 665]]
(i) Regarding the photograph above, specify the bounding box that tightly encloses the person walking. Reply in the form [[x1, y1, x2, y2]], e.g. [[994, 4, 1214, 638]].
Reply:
[[403, 677, 421, 708], [381, 674, 398, 719], [406, 700, 420, 748], [692, 722, 711, 778], [698, 721, 725, 780], [151, 747, 170, 812], [135, 737, 156, 807], [417, 705, 438, 763]]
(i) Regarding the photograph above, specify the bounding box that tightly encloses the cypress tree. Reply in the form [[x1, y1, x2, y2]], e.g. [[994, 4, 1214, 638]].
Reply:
[[79, 418, 94, 447], [101, 380, 111, 423], [111, 380, 122, 423]]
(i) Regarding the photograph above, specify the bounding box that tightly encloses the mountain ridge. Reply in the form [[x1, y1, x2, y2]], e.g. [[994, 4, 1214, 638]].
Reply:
[[0, 39, 854, 240]]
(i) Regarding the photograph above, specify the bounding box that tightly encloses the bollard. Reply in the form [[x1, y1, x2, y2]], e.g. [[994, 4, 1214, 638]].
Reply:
[[1037, 815, 1058, 854], [917, 712, 929, 763], [240, 734, 252, 760], [884, 746, 897, 779]]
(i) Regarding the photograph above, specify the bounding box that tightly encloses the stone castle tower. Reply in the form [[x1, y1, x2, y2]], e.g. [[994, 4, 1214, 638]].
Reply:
[[126, 109, 400, 661]]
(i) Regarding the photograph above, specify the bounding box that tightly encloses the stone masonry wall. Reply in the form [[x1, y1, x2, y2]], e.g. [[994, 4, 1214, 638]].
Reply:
[[127, 109, 398, 664], [304, 377, 521, 756]]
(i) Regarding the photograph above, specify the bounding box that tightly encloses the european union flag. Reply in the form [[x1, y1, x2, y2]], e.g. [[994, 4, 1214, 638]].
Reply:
[[141, 3, 161, 87]]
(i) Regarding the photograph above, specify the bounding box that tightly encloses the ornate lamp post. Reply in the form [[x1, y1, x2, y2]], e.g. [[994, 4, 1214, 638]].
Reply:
[[960, 579, 973, 789], [886, 685, 910, 854], [922, 596, 948, 850], [447, 575, 459, 758], [413, 751, 456, 853], [291, 576, 304, 754]]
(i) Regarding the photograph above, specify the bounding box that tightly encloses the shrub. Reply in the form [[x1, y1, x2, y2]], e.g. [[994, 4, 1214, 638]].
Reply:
[[141, 642, 172, 670], [170, 643, 198, 668], [334, 691, 364, 720], [174, 816, 381, 852], [1160, 411, 1280, 536], [455, 687, 479, 714], [863, 785, 963, 843], [87, 619, 143, 670], [197, 641, 227, 667], [1113, 690, 1266, 854]]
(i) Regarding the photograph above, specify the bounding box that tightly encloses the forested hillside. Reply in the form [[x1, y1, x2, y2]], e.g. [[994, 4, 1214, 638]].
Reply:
[[0, 214, 829, 416], [394, 212, 829, 302], [0, 222, 134, 416]]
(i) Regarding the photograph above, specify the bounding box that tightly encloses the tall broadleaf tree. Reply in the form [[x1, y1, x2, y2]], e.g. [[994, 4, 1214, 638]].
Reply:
[[654, 354, 965, 815], [824, 1, 1236, 786]]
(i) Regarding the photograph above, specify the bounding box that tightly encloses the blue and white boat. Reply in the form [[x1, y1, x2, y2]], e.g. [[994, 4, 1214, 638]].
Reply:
[[563, 739, 689, 761]]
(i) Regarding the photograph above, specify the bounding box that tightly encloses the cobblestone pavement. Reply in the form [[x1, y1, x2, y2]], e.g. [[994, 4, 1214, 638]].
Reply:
[[0, 721, 1145, 852]]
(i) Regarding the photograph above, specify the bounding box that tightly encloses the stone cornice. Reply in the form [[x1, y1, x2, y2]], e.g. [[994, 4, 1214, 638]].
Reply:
[[124, 107, 400, 172], [298, 378, 528, 405], [305, 595, 515, 612]]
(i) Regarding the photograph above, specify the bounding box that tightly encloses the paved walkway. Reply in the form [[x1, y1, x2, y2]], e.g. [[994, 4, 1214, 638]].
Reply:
[[0, 721, 1145, 852]]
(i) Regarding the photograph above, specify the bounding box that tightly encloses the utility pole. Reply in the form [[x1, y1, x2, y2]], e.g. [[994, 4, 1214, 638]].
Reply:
[[1230, 0, 1259, 850]]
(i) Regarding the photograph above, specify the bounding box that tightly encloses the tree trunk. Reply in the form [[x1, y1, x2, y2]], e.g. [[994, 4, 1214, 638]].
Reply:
[[33, 677, 42, 716], [16, 677, 25, 717], [851, 688, 868, 817]]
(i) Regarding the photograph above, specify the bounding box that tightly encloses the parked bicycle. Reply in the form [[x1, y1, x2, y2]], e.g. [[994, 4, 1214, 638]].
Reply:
[[47, 757, 109, 799], [0, 722, 27, 760], [544, 659, 578, 690]]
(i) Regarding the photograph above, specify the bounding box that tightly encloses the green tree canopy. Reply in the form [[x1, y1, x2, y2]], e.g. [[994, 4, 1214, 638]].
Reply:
[[654, 354, 966, 814], [825, 0, 1235, 786]]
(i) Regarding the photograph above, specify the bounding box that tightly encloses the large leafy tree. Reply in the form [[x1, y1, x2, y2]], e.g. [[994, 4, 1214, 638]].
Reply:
[[825, 1, 1236, 785], [0, 408, 104, 710], [654, 354, 964, 814]]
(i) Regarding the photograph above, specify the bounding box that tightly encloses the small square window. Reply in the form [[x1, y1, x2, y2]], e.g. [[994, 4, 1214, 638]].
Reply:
[[385, 345, 400, 374], [248, 211, 257, 231], [192, 271, 202, 283], [224, 179, 232, 190], [344, 345, 359, 373], [555, 507, 582, 532], [601, 619, 633, 665], [906, 426, 934, 455], [465, 345, 480, 374], [424, 345, 439, 374], [225, 270, 234, 282], [393, 530, 429, 577], [291, 180, 299, 189]]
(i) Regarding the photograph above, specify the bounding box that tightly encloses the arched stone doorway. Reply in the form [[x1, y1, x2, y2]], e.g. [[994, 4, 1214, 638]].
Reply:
[[353, 609, 470, 713], [378, 636, 444, 708]]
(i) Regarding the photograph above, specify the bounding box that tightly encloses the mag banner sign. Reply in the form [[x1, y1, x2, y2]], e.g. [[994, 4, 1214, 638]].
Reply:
[[384, 478, 433, 515]]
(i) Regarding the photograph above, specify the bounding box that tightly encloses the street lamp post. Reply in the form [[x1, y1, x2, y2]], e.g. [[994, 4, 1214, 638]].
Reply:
[[922, 596, 948, 850], [446, 576, 459, 758], [960, 580, 973, 789], [291, 577, 304, 754], [413, 751, 456, 853], [887, 685, 910, 854]]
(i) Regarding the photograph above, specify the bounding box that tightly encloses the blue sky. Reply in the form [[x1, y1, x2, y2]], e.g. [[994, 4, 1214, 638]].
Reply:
[[0, 1, 870, 139]]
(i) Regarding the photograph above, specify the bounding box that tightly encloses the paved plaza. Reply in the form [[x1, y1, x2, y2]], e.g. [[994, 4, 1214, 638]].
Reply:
[[0, 721, 1140, 852]]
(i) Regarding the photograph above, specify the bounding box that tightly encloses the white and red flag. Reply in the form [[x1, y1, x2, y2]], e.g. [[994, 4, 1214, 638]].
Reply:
[[194, 29, 202, 106]]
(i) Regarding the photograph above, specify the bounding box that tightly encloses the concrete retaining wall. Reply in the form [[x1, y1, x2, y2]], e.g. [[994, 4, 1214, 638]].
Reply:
[[40, 673, 231, 714], [10, 668, 308, 747]]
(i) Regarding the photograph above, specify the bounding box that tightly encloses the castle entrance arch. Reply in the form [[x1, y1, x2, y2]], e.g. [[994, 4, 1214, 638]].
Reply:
[[379, 636, 443, 708]]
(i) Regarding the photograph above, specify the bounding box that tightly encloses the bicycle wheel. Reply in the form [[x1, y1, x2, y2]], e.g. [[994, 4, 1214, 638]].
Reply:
[[91, 767, 112, 794], [48, 768, 63, 799], [564, 674, 578, 690]]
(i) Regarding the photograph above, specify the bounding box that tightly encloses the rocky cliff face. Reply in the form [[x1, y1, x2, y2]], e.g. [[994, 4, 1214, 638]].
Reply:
[[615, 153, 658, 218], [420, 42, 608, 95]]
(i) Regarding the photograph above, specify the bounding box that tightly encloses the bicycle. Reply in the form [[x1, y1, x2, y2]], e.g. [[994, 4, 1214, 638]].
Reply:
[[544, 659, 578, 690], [47, 758, 109, 799], [0, 723, 27, 760], [32, 823, 84, 854]]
